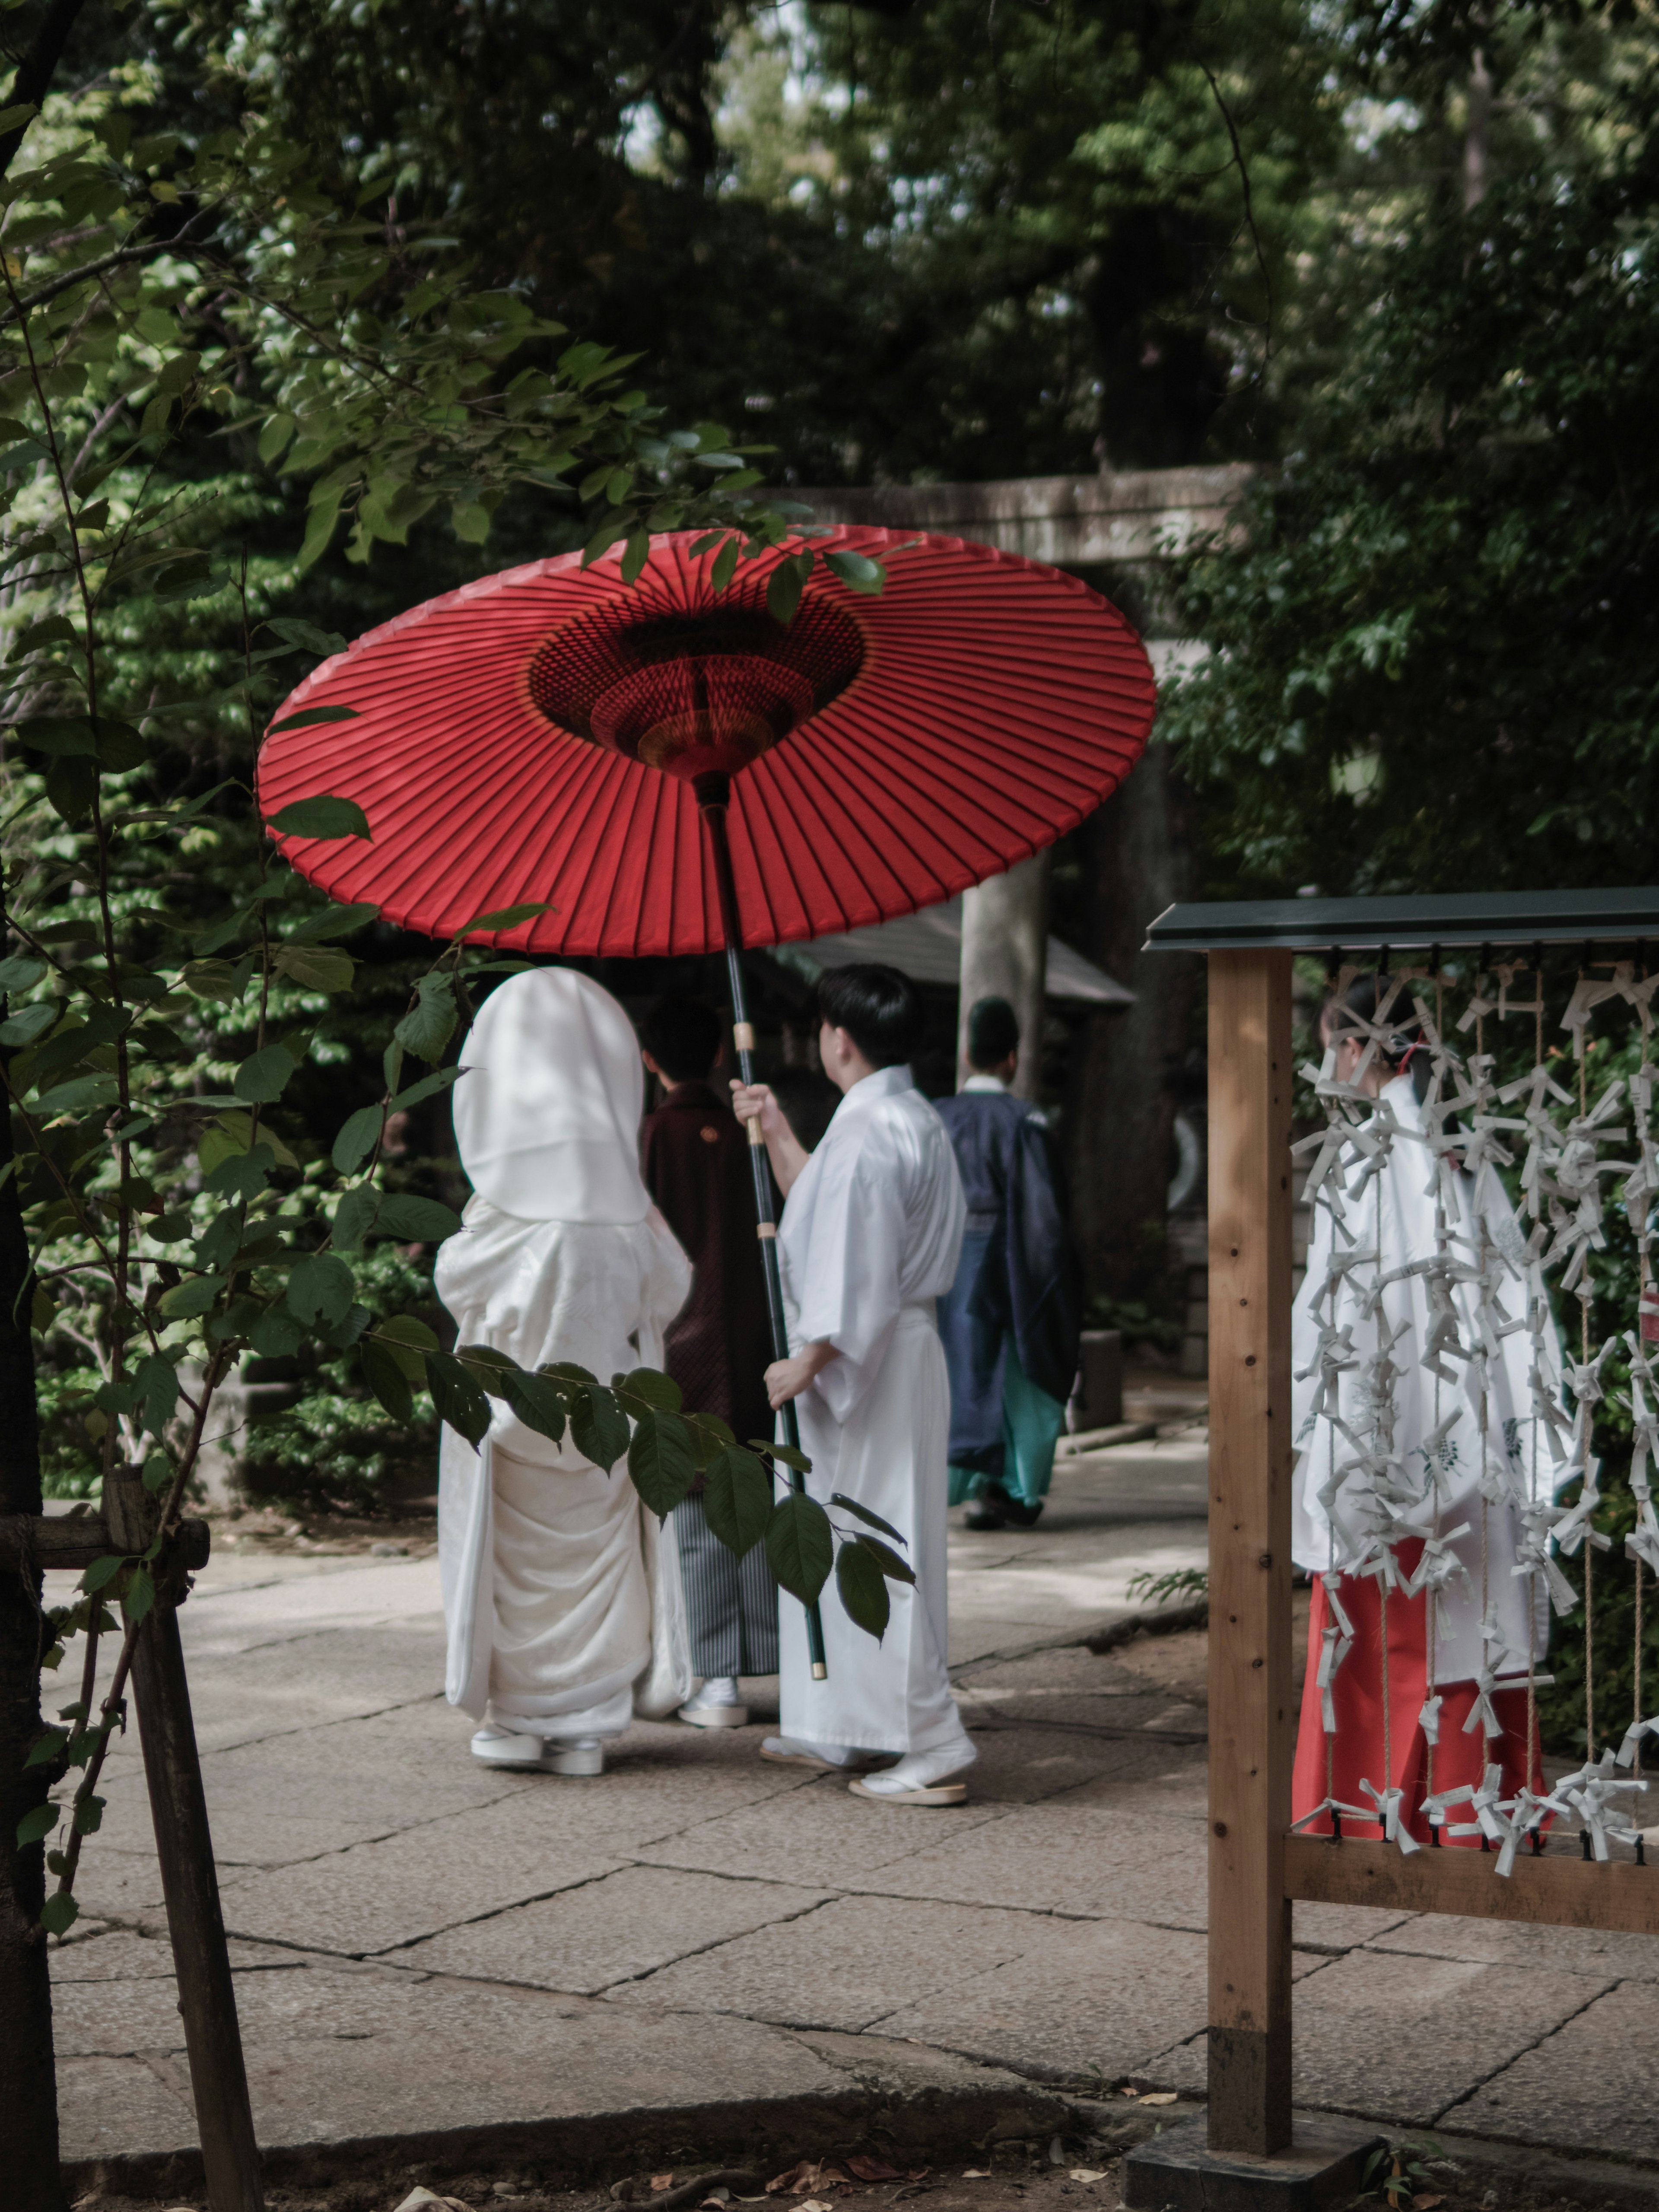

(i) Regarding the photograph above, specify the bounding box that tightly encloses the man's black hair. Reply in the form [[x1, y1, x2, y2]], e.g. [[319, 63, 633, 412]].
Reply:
[[641, 995, 723, 1084], [966, 995, 1020, 1070], [815, 963, 922, 1069]]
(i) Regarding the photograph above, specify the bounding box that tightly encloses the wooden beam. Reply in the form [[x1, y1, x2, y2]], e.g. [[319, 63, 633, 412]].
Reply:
[[1285, 1832, 1659, 1936], [1205, 950, 1294, 2155], [0, 1513, 209, 1572]]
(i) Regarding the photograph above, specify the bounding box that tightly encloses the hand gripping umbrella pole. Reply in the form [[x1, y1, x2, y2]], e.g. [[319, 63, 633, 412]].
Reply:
[[694, 771, 828, 1680]]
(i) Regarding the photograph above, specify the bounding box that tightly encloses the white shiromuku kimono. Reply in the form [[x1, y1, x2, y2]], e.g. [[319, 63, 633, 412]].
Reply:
[[776, 1062, 968, 1754], [1291, 1071, 1564, 1684], [435, 969, 694, 1741]]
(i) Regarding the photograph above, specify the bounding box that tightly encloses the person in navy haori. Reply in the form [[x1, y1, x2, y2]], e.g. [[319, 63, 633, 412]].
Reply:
[[935, 996, 1081, 1531]]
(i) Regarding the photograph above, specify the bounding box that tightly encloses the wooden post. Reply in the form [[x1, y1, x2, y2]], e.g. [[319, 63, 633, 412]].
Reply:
[[1206, 950, 1294, 2154], [104, 1469, 264, 2212]]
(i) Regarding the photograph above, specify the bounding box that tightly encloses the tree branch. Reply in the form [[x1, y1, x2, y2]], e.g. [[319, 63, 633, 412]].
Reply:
[[0, 0, 89, 179]]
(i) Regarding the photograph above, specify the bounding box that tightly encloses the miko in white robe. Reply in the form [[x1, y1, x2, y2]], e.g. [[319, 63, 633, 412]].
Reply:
[[771, 1064, 971, 1786], [435, 969, 693, 1773]]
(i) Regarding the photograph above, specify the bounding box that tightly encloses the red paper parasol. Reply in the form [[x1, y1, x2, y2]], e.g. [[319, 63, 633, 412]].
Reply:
[[258, 526, 1154, 1679], [257, 526, 1154, 957]]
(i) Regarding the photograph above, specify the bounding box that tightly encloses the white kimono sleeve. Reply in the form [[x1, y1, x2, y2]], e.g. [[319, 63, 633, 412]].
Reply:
[[792, 1120, 906, 1425]]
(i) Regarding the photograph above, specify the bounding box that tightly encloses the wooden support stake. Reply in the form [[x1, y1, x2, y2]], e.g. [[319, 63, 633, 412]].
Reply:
[[1206, 950, 1294, 2155], [104, 1469, 263, 2212]]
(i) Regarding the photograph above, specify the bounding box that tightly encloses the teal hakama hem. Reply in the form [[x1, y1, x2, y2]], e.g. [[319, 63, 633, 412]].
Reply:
[[947, 1336, 1067, 1507]]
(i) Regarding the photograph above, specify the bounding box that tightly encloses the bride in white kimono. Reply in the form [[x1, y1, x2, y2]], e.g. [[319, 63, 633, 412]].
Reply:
[[734, 965, 973, 1805], [436, 968, 693, 1775]]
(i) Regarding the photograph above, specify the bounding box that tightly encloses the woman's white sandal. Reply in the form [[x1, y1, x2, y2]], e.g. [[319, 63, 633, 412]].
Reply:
[[847, 1775, 968, 1805]]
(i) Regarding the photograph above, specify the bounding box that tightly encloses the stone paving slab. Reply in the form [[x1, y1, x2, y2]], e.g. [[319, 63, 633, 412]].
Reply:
[[1150, 1950, 1620, 2123], [610, 1893, 1044, 2032], [391, 1863, 834, 1995], [1363, 1909, 1659, 1981], [846, 1807, 1208, 1929], [1443, 1978, 1659, 2158], [218, 1796, 632, 1955], [634, 1774, 1007, 1888]]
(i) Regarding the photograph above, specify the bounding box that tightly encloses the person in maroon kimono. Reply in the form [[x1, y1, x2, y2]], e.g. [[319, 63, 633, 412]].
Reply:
[[639, 996, 779, 1726]]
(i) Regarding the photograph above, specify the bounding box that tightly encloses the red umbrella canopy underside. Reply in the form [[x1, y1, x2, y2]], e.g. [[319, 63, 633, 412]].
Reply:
[[257, 526, 1156, 958]]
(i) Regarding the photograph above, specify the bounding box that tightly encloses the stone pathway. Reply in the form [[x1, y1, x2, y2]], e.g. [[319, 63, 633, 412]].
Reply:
[[48, 1428, 1656, 2188]]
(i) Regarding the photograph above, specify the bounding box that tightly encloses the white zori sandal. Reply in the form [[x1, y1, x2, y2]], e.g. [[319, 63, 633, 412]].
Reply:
[[847, 1737, 978, 1805], [471, 1726, 605, 1777], [678, 1677, 749, 1729]]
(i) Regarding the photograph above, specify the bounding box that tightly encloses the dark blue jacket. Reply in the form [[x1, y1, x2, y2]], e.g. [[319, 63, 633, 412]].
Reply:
[[934, 1089, 1082, 1414]]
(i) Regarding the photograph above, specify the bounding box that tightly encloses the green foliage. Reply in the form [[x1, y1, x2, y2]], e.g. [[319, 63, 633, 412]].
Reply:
[[1160, 30, 1659, 900]]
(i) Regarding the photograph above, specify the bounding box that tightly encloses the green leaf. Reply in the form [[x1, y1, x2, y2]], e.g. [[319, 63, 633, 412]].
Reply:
[[0, 1001, 56, 1046], [331, 1184, 380, 1253], [378, 1313, 442, 1352], [269, 795, 371, 841], [765, 550, 814, 626], [332, 1105, 384, 1174], [853, 1531, 916, 1586], [268, 705, 361, 734], [39, 1891, 78, 1936], [711, 537, 741, 594], [390, 1066, 467, 1112], [201, 1110, 298, 1173], [201, 1143, 276, 1200], [158, 1275, 222, 1320], [43, 756, 97, 826], [34, 1074, 118, 1116], [258, 412, 297, 465], [286, 1252, 356, 1327], [13, 715, 95, 757], [627, 1408, 695, 1519], [755, 1438, 811, 1474], [454, 901, 553, 936], [702, 1446, 774, 1558], [616, 1366, 682, 1414], [824, 548, 886, 594], [265, 617, 350, 658], [16, 1801, 57, 1847], [361, 1337, 414, 1423], [395, 971, 457, 1063], [133, 1353, 179, 1440], [289, 901, 378, 943], [81, 1556, 126, 1593], [427, 1348, 492, 1447], [498, 1366, 568, 1446], [272, 944, 354, 992], [374, 1194, 462, 1242], [72, 1793, 104, 1835], [570, 1384, 629, 1472], [250, 1306, 303, 1357], [24, 1728, 68, 1769], [233, 1044, 298, 1104], [0, 955, 47, 992], [828, 1494, 907, 1546], [835, 1540, 890, 1640], [766, 1490, 834, 1607], [122, 1567, 156, 1625]]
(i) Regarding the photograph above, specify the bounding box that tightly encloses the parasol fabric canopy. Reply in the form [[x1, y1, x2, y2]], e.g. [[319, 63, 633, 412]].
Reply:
[[257, 526, 1155, 958]]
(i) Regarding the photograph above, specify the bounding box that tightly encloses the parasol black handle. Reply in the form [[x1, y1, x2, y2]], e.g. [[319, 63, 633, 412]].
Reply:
[[694, 773, 828, 1682]]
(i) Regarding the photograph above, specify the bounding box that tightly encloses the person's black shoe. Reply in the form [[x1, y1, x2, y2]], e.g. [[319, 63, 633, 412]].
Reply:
[[963, 1488, 1010, 1530], [998, 1496, 1044, 1528]]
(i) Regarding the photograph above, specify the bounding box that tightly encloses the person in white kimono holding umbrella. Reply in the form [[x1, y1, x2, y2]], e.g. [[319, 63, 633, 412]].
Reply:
[[733, 965, 975, 1805], [436, 968, 694, 1776]]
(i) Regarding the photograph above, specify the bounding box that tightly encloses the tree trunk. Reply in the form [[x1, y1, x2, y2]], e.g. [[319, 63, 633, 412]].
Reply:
[[0, 962, 64, 2205], [957, 852, 1051, 1101], [1065, 742, 1200, 1302]]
